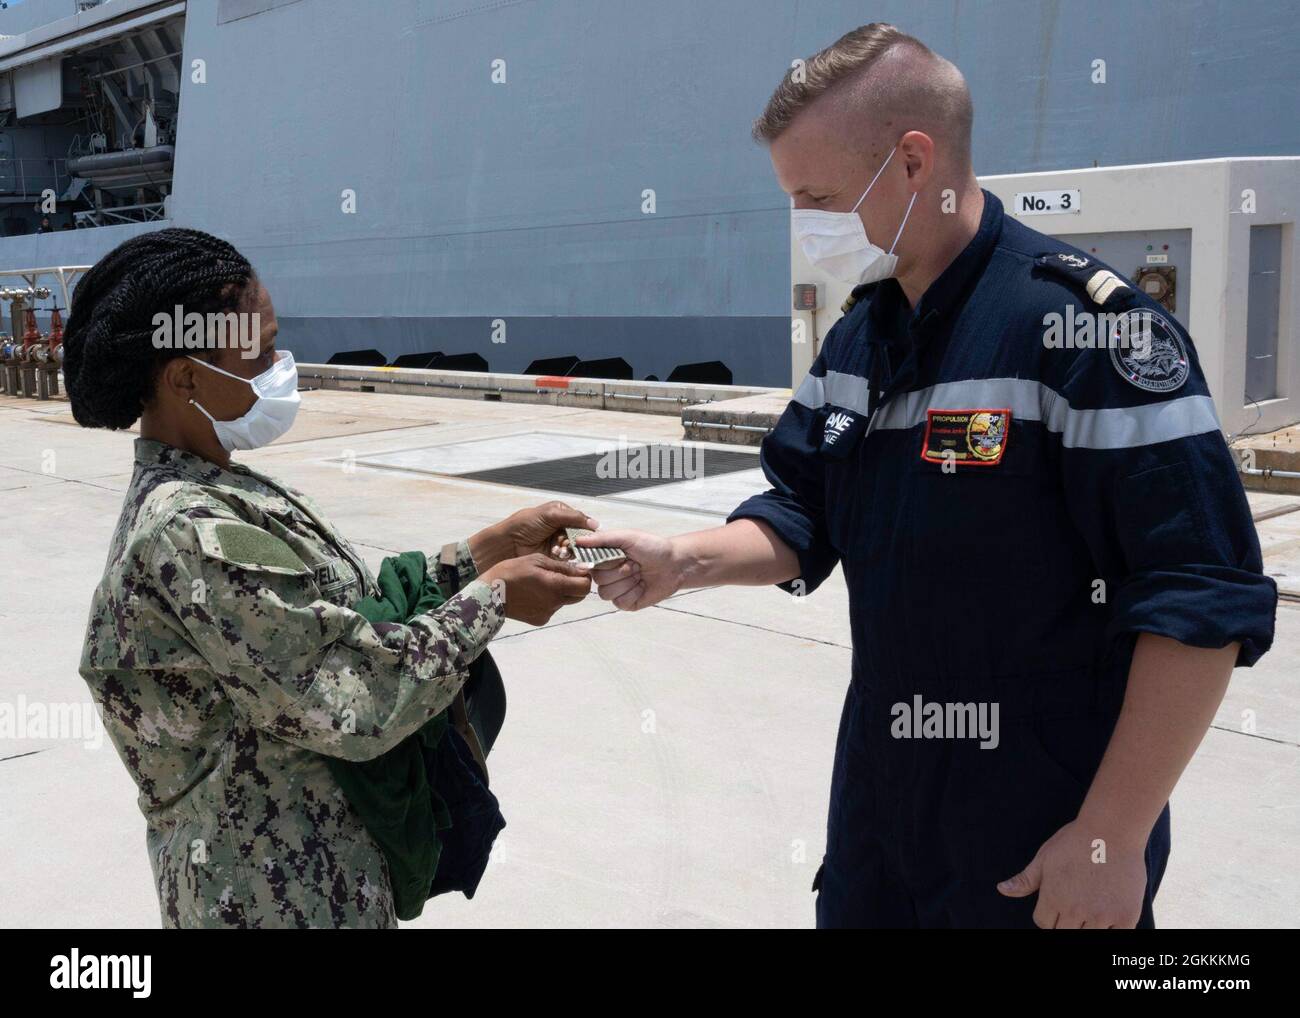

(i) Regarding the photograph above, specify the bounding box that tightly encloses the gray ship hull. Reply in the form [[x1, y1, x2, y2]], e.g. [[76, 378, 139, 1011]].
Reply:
[[2, 0, 1299, 385]]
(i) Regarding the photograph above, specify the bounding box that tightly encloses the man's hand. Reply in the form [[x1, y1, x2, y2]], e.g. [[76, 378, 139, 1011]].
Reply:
[[579, 530, 683, 611], [478, 553, 592, 626], [576, 519, 802, 611], [470, 501, 598, 572], [997, 818, 1149, 928], [998, 635, 1238, 929]]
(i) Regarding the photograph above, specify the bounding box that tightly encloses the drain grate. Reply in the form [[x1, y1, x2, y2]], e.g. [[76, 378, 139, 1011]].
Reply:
[[459, 444, 759, 497]]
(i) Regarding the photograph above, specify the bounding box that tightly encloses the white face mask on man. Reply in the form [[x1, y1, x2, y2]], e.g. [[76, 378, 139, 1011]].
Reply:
[[792, 145, 918, 286], [188, 351, 301, 451]]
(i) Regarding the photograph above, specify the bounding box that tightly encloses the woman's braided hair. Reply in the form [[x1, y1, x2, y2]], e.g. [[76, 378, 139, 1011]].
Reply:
[[62, 228, 256, 429]]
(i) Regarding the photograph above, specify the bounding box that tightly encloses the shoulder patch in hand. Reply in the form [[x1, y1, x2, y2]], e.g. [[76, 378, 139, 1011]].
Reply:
[[194, 519, 310, 575], [1108, 309, 1190, 393]]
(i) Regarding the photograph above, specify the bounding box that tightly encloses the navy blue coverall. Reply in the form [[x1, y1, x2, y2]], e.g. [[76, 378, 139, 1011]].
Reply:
[[729, 190, 1277, 928]]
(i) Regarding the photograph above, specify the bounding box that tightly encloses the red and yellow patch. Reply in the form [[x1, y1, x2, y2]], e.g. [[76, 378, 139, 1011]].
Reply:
[[920, 409, 1011, 467]]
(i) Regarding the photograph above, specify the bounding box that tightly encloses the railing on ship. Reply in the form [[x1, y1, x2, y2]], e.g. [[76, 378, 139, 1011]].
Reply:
[[0, 158, 72, 200], [74, 202, 167, 227]]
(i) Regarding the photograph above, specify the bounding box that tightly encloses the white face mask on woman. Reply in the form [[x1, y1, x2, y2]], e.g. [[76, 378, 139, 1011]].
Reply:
[[792, 145, 918, 286], [188, 351, 301, 451]]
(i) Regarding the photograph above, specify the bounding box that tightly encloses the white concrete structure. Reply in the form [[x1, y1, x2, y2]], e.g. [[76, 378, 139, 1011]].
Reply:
[[791, 158, 1300, 439]]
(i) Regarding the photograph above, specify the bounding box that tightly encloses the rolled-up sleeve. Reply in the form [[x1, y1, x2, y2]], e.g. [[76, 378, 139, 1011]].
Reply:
[[146, 509, 505, 761], [1053, 320, 1277, 666], [728, 359, 839, 595]]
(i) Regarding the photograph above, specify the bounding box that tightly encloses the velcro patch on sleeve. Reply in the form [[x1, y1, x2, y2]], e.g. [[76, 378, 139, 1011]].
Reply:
[[194, 519, 311, 575], [921, 409, 1011, 467]]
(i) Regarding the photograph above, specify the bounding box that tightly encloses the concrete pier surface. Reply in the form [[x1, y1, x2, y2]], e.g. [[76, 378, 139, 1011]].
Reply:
[[1, 387, 1296, 928]]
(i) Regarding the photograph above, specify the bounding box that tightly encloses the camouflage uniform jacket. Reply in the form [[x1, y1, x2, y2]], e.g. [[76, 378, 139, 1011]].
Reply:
[[80, 438, 504, 928]]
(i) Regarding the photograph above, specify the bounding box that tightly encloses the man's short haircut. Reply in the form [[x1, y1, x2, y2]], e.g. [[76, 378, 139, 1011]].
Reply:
[[753, 23, 973, 168]]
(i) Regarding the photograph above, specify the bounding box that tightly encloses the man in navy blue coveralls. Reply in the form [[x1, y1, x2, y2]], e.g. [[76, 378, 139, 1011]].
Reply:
[[581, 24, 1277, 928]]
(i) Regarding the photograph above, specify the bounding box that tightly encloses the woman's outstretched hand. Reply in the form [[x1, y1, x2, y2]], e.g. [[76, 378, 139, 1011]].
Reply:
[[470, 501, 598, 571], [478, 553, 593, 626]]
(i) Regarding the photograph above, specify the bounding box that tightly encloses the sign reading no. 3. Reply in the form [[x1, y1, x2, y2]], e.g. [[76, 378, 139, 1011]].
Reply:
[[1013, 189, 1082, 215]]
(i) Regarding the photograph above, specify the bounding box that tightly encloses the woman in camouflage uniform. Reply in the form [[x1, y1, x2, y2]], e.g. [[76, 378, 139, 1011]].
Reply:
[[65, 229, 594, 928]]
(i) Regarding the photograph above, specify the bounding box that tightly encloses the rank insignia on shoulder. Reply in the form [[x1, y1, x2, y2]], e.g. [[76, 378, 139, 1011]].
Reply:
[[1036, 252, 1131, 309], [921, 409, 1011, 467], [840, 282, 878, 314], [1108, 308, 1190, 393], [1086, 269, 1128, 306]]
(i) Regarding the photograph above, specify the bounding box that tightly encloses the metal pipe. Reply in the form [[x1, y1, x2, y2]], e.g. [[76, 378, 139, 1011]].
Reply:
[[606, 391, 704, 404], [0, 268, 89, 315], [292, 374, 722, 405], [1241, 466, 1300, 480], [295, 372, 604, 398], [683, 420, 772, 434]]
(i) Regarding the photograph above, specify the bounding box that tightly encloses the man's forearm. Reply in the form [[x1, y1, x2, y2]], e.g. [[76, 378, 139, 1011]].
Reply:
[[1077, 633, 1237, 848], [675, 518, 801, 590]]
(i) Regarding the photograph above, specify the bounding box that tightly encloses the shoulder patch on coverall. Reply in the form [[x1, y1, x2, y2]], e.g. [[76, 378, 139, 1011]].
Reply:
[[1108, 308, 1191, 393]]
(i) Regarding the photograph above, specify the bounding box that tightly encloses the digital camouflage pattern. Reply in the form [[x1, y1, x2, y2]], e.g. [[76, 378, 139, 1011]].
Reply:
[[80, 439, 504, 928]]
